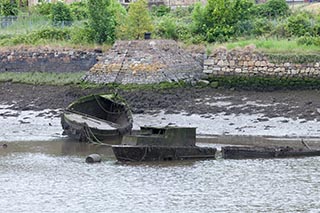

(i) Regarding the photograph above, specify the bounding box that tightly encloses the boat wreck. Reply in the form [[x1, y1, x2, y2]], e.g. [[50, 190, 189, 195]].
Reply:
[[61, 94, 133, 143], [221, 146, 320, 160], [112, 126, 217, 162]]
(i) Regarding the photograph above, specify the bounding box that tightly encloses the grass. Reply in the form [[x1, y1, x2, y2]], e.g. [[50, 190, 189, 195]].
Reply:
[[0, 15, 51, 35], [291, 2, 320, 15], [0, 71, 190, 90], [213, 38, 320, 54], [0, 71, 86, 86]]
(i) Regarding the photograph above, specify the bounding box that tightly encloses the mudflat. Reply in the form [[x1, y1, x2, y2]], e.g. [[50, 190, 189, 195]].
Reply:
[[1, 82, 320, 121]]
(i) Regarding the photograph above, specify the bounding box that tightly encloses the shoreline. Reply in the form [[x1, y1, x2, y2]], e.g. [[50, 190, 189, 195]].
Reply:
[[1, 82, 320, 147]]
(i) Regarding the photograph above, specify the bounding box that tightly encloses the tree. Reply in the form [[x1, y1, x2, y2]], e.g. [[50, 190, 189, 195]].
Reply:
[[117, 0, 154, 40], [192, 0, 253, 42], [87, 0, 116, 44], [50, 2, 73, 26]]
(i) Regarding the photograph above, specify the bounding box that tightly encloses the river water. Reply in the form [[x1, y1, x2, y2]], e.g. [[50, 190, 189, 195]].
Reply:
[[1, 139, 320, 213], [1, 105, 320, 212]]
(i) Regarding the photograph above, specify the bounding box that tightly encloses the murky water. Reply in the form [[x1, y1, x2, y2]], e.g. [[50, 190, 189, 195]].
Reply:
[[1, 140, 320, 212]]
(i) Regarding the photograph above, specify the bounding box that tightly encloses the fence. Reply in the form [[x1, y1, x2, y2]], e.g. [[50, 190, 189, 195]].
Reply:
[[0, 15, 75, 34]]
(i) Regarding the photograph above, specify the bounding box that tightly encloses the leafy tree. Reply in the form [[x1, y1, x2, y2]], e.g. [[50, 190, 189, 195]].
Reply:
[[87, 0, 116, 44], [117, 0, 154, 40], [192, 0, 253, 42], [50, 2, 73, 26]]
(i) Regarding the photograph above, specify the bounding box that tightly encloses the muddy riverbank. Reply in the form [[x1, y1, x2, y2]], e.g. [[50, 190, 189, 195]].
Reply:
[[2, 82, 320, 121], [2, 82, 320, 142]]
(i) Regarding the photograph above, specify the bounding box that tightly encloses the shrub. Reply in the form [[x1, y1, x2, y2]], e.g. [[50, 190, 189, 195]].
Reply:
[[156, 16, 178, 39], [285, 12, 312, 37], [151, 5, 171, 17], [69, 2, 88, 21], [0, 1, 19, 16], [253, 0, 289, 19], [251, 18, 273, 36], [70, 26, 92, 44], [31, 2, 52, 16], [50, 2, 73, 26], [5, 27, 71, 45], [297, 36, 320, 46]]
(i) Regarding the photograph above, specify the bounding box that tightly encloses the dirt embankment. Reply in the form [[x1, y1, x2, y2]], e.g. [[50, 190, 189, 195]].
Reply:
[[1, 82, 320, 122]]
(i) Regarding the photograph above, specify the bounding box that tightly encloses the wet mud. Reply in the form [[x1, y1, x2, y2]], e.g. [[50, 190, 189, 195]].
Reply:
[[1, 82, 320, 121]]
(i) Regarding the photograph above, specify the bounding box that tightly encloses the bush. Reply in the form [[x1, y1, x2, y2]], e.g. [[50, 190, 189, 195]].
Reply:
[[151, 5, 171, 17], [285, 12, 312, 37], [31, 2, 52, 16], [50, 2, 73, 26], [251, 18, 273, 36], [69, 2, 88, 21], [5, 27, 71, 45], [253, 0, 289, 19], [0, 1, 19, 16], [155, 16, 178, 39], [297, 36, 320, 46], [70, 26, 92, 44]]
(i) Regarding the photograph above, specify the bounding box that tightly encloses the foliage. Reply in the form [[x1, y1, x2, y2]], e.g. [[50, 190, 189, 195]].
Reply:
[[285, 12, 312, 37], [117, 0, 154, 40], [219, 38, 320, 53], [69, 2, 88, 21], [86, 0, 116, 44], [50, 2, 73, 26], [151, 5, 171, 17], [193, 0, 254, 42], [31, 2, 52, 16], [0, 27, 71, 45], [0, 0, 19, 16], [0, 72, 85, 86], [253, 0, 289, 19], [297, 36, 320, 46], [155, 16, 178, 40], [251, 18, 273, 36]]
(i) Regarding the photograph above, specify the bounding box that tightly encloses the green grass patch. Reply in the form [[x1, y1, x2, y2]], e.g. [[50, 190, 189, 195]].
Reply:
[[0, 71, 86, 86], [216, 38, 320, 54], [107, 80, 189, 91]]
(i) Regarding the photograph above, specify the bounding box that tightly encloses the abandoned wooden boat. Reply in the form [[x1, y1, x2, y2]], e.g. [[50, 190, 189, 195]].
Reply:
[[61, 94, 133, 143], [112, 126, 217, 162], [221, 146, 320, 159]]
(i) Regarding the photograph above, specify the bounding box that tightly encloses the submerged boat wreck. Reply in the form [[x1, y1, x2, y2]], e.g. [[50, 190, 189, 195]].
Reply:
[[112, 126, 217, 162], [221, 146, 320, 159], [61, 94, 133, 143]]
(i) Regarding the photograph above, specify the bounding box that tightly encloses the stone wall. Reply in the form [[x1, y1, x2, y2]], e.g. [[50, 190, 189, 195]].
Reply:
[[84, 40, 203, 84], [0, 47, 101, 73], [203, 47, 320, 78]]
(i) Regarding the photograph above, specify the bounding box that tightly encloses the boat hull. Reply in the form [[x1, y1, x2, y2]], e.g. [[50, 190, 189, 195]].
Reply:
[[112, 145, 217, 162], [222, 146, 320, 159], [61, 94, 133, 143]]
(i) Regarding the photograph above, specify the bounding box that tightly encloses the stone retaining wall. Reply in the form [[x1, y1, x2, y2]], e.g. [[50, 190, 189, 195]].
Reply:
[[84, 40, 203, 84], [203, 47, 320, 78], [0, 48, 101, 73]]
